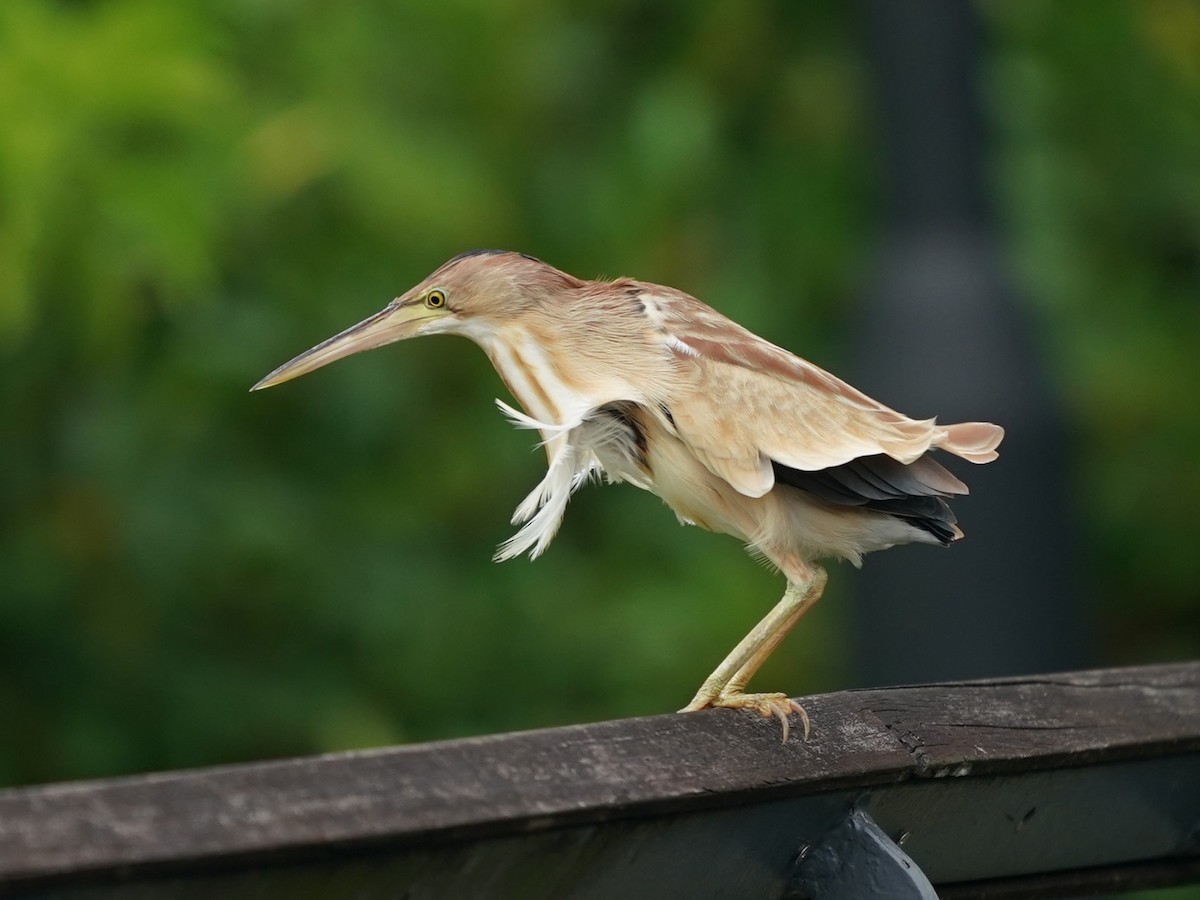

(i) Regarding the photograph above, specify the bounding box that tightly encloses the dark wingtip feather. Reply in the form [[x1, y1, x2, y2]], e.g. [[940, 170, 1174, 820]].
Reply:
[[772, 453, 965, 546]]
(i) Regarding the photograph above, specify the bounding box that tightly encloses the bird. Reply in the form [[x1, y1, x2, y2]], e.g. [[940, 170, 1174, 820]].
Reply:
[[253, 250, 1003, 740]]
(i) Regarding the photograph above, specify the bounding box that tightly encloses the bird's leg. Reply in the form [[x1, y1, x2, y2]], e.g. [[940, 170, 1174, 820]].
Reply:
[[680, 565, 827, 740], [723, 565, 827, 696]]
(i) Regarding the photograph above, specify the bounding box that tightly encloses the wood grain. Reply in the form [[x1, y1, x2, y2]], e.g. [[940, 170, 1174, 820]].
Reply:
[[1, 662, 1197, 896]]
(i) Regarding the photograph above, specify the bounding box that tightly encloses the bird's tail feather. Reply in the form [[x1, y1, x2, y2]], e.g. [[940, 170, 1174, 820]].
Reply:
[[936, 422, 1004, 464]]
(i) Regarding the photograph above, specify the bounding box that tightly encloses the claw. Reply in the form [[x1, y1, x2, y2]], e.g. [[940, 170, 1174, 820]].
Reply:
[[682, 691, 811, 742], [772, 703, 791, 743], [789, 698, 811, 742]]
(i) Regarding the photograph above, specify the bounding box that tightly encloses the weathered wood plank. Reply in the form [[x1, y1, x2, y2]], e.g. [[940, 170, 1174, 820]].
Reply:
[[0, 661, 1197, 898], [0, 690, 912, 883], [856, 663, 1200, 775]]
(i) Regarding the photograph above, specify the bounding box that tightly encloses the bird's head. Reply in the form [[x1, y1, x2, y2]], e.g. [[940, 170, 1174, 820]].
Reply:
[[252, 249, 575, 391]]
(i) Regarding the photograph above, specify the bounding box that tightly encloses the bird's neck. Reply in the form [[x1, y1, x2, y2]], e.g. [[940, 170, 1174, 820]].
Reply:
[[470, 323, 594, 428], [458, 302, 665, 431]]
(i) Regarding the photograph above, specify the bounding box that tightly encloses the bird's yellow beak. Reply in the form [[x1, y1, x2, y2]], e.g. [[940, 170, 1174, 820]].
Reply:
[[251, 302, 435, 391]]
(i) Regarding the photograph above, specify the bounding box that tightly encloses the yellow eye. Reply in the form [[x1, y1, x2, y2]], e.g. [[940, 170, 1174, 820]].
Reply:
[[426, 289, 446, 309]]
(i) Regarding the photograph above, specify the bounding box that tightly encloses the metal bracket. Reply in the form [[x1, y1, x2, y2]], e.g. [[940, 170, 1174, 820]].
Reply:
[[790, 804, 937, 900]]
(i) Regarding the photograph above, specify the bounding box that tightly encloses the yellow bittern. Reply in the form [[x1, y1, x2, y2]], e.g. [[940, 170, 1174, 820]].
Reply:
[[254, 250, 1003, 740]]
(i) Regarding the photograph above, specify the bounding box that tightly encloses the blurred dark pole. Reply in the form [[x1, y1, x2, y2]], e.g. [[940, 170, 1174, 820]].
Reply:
[[849, 0, 1088, 685]]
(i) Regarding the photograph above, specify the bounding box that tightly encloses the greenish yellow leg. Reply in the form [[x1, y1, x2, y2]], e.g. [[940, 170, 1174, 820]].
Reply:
[[724, 565, 827, 695], [680, 565, 827, 740]]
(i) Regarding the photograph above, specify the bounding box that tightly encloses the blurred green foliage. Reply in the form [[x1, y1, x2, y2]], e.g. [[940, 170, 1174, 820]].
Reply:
[[990, 0, 1200, 656], [1, 0, 1197, 788]]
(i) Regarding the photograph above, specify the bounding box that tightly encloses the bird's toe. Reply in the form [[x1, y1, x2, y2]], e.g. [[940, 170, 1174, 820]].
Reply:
[[709, 691, 810, 742]]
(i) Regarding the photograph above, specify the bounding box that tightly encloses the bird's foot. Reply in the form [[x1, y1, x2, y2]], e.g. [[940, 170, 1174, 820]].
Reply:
[[680, 691, 810, 742]]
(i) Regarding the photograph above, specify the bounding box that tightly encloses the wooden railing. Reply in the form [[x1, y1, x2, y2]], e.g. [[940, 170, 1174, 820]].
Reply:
[[2, 662, 1198, 898]]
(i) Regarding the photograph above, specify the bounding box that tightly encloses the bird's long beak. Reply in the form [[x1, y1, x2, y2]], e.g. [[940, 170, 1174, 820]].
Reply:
[[251, 302, 431, 391]]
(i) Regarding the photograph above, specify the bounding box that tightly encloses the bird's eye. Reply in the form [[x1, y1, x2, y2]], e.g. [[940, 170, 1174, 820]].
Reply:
[[426, 289, 446, 309]]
